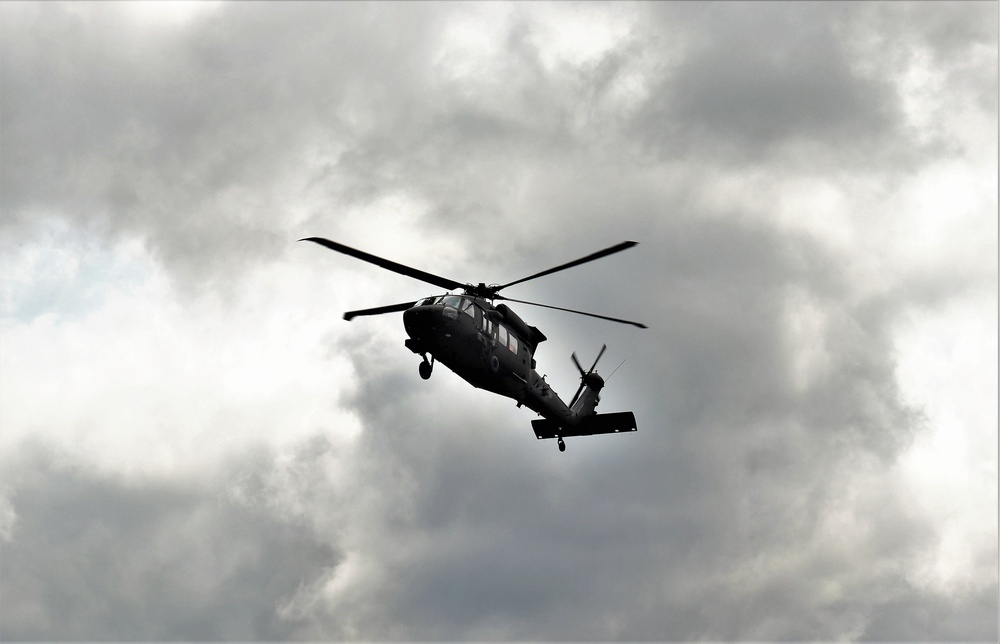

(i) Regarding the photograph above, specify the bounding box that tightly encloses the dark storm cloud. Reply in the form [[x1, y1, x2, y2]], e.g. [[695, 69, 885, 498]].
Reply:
[[0, 441, 341, 640], [0, 2, 918, 282], [3, 1, 993, 274], [633, 3, 897, 166], [0, 2, 447, 289]]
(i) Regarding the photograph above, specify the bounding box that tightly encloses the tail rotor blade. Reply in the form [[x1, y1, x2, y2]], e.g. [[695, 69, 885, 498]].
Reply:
[[569, 344, 605, 408], [589, 344, 607, 373]]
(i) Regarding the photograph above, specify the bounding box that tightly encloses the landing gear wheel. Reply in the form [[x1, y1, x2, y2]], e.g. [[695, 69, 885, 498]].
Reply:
[[557, 437, 566, 452], [419, 359, 433, 380]]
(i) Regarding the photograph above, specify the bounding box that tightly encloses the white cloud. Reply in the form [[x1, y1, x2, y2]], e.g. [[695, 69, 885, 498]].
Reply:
[[1, 234, 362, 478], [895, 290, 998, 594], [523, 2, 635, 72]]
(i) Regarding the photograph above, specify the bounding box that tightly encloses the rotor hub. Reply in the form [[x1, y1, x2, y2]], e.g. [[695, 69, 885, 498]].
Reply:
[[465, 282, 501, 300]]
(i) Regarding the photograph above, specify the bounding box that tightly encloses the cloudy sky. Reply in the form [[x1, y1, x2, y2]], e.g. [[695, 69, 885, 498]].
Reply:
[[1, 1, 997, 640]]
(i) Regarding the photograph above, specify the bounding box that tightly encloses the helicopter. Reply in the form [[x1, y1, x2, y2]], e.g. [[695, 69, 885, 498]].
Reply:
[[301, 236, 646, 452]]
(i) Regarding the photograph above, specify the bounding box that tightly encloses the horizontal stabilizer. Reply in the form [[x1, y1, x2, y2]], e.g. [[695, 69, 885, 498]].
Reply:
[[532, 411, 637, 440]]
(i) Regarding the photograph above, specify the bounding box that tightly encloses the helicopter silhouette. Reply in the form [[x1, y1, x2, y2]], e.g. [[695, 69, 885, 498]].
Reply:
[[301, 236, 645, 452]]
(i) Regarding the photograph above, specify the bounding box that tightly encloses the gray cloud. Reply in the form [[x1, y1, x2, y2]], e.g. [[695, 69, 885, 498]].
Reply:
[[1, 3, 448, 291], [0, 441, 341, 640], [281, 268, 975, 639], [1, 1, 995, 641], [5, 1, 989, 284], [641, 4, 899, 157]]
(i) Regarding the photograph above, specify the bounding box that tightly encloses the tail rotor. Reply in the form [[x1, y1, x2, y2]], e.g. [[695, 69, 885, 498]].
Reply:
[[569, 344, 607, 409]]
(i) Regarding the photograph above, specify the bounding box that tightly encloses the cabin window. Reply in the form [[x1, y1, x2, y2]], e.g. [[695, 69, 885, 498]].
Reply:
[[498, 325, 507, 347], [508, 334, 518, 354]]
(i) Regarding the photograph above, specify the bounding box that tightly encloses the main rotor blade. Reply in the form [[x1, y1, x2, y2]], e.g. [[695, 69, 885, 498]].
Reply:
[[495, 295, 648, 329], [495, 241, 638, 291], [343, 301, 416, 321], [300, 237, 465, 292]]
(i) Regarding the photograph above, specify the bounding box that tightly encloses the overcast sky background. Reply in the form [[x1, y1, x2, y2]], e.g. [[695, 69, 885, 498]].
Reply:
[[1, 1, 997, 640]]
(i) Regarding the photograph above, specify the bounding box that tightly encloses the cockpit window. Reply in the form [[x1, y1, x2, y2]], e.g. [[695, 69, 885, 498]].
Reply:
[[418, 297, 436, 306], [440, 295, 463, 308], [459, 298, 475, 318]]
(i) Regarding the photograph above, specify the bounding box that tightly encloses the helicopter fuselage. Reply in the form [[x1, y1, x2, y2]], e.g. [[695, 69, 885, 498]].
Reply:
[[402, 294, 584, 425]]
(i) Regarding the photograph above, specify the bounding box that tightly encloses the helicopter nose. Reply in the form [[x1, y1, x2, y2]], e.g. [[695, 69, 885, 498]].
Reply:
[[403, 306, 434, 338]]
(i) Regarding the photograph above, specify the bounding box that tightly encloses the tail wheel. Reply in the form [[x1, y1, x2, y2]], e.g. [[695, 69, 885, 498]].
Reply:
[[557, 437, 566, 452], [419, 358, 433, 380]]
